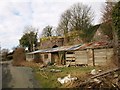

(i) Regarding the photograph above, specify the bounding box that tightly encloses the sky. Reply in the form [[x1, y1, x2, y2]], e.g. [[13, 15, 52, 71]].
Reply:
[[0, 0, 106, 50]]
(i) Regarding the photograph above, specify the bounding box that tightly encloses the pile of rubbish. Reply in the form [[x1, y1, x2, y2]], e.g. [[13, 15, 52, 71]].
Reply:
[[57, 68, 120, 89], [90, 69, 102, 75], [57, 74, 77, 84], [78, 68, 120, 89]]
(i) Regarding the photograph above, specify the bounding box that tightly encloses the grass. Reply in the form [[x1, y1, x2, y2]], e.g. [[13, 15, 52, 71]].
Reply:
[[33, 66, 100, 88]]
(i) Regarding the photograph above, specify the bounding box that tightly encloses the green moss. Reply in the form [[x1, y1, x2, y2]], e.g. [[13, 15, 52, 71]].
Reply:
[[40, 36, 62, 42]]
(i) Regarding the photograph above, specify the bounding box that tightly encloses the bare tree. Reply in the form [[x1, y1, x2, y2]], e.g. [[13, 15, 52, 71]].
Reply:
[[57, 9, 71, 36], [101, 1, 116, 40], [56, 9, 71, 43], [57, 3, 94, 43], [70, 3, 94, 32], [75, 3, 94, 43], [42, 25, 53, 37], [112, 1, 120, 66]]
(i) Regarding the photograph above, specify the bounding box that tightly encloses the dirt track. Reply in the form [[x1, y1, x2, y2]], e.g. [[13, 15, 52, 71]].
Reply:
[[2, 61, 39, 88]]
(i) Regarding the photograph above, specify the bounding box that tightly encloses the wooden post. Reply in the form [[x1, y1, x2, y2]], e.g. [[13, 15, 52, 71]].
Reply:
[[106, 47, 107, 63], [86, 49, 89, 66], [64, 52, 66, 65], [61, 51, 66, 65], [92, 49, 95, 67], [113, 28, 120, 67], [118, 40, 120, 67]]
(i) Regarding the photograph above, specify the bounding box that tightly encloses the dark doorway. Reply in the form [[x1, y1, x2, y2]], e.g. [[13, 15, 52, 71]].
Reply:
[[52, 45, 58, 48]]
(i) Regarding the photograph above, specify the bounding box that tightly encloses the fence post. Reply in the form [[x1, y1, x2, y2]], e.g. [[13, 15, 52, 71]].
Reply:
[[92, 49, 95, 67]]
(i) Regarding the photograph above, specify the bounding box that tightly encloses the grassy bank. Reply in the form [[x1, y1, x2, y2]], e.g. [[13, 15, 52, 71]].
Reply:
[[33, 66, 100, 88]]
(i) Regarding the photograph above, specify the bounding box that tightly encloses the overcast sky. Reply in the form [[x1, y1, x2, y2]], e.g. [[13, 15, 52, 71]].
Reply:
[[0, 0, 106, 50]]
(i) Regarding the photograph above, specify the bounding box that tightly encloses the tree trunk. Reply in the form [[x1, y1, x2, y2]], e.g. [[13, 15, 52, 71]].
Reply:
[[117, 32, 120, 67], [113, 27, 120, 67], [113, 29, 118, 65], [64, 35, 69, 45]]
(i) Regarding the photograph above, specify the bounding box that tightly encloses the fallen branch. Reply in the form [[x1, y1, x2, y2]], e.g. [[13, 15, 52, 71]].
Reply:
[[90, 67, 120, 79], [79, 67, 120, 88], [39, 70, 48, 79]]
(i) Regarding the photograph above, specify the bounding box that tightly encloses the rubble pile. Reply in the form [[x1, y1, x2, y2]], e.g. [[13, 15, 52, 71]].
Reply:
[[78, 68, 120, 89]]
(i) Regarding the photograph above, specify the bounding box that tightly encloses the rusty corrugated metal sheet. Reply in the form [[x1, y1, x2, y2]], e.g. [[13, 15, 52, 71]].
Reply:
[[27, 41, 112, 54]]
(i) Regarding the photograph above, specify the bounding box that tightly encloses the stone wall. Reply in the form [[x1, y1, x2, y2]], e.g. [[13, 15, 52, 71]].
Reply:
[[39, 36, 83, 49], [39, 37, 64, 49]]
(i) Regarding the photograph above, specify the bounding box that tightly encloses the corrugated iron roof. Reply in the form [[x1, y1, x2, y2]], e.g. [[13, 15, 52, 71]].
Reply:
[[27, 44, 82, 54], [27, 41, 112, 54], [67, 44, 82, 51]]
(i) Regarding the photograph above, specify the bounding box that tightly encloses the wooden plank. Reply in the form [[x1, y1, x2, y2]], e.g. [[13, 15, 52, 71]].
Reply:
[[75, 62, 87, 64], [75, 55, 87, 58], [75, 52, 86, 54], [76, 61, 87, 63], [66, 54, 75, 57], [107, 48, 113, 51], [94, 56, 106, 58], [94, 61, 106, 63], [66, 57, 75, 58], [76, 59, 87, 64], [70, 62, 76, 65], [107, 53, 113, 56], [75, 53, 87, 55], [94, 53, 106, 56], [94, 48, 107, 66], [94, 51, 106, 53], [66, 58, 75, 60], [94, 55, 106, 57], [94, 49, 106, 51], [76, 58, 87, 61], [94, 59, 106, 61], [75, 51, 87, 54], [94, 50, 106, 52], [75, 50, 88, 65], [75, 56, 87, 58], [76, 50, 86, 52]]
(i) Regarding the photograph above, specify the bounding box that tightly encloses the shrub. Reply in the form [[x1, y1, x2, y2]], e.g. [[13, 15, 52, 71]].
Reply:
[[13, 48, 26, 66]]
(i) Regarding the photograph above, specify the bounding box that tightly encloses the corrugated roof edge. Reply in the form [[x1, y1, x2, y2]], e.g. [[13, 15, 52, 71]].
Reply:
[[27, 41, 113, 54], [27, 44, 82, 54]]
